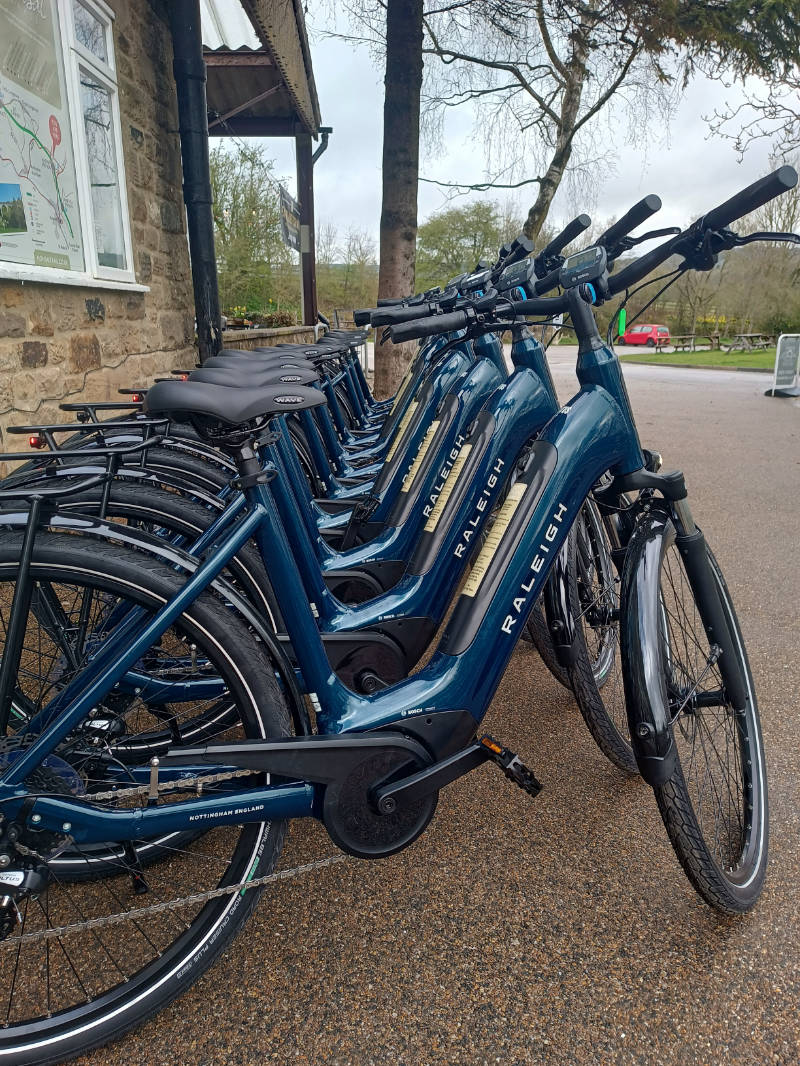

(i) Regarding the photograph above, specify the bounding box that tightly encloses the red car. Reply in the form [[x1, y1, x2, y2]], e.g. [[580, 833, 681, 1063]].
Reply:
[[619, 323, 670, 347]]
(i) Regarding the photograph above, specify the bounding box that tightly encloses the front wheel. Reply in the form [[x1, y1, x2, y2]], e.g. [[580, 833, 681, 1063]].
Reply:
[[621, 515, 768, 913]]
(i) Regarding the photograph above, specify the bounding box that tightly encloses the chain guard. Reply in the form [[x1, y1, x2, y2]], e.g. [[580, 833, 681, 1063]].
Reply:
[[322, 748, 438, 858]]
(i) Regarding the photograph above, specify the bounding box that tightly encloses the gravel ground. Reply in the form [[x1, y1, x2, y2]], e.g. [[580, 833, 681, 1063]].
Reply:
[[79, 357, 800, 1066]]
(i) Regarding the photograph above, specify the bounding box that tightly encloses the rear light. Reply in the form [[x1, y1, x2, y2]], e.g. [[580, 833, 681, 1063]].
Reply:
[[28, 434, 46, 449], [130, 393, 141, 402]]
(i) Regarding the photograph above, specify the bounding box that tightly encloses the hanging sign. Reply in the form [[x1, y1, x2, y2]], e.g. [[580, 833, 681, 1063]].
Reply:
[[279, 185, 300, 252]]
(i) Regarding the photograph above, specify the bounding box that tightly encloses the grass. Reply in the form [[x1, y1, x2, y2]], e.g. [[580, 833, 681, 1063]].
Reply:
[[619, 347, 776, 370]]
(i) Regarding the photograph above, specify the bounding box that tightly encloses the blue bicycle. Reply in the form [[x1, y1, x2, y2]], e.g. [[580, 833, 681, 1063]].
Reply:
[[0, 167, 794, 1063]]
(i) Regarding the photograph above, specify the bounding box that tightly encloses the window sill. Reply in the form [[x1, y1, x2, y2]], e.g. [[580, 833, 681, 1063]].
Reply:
[[0, 265, 149, 294]]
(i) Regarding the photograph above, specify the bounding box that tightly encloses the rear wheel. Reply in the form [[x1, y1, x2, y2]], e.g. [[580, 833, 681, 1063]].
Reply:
[[0, 534, 290, 1062], [567, 499, 637, 773], [621, 517, 768, 913]]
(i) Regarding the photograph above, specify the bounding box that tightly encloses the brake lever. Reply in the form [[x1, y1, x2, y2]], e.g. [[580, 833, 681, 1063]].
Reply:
[[730, 230, 800, 246], [606, 227, 682, 263], [625, 226, 682, 246]]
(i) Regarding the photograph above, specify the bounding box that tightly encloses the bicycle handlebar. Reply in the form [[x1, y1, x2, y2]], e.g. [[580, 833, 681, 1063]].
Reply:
[[371, 302, 438, 327], [701, 165, 797, 230], [387, 168, 798, 339], [390, 309, 471, 343], [538, 214, 592, 259], [513, 167, 798, 317], [597, 195, 662, 250]]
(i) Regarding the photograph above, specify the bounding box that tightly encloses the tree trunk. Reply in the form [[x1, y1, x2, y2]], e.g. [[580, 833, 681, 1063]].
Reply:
[[523, 12, 590, 242], [374, 0, 424, 398]]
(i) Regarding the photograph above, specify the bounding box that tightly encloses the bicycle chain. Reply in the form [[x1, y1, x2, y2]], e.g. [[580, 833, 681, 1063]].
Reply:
[[0, 853, 348, 947], [2, 768, 348, 947], [91, 767, 257, 802]]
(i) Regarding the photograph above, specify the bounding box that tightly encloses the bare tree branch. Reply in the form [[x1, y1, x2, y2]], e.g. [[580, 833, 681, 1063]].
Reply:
[[419, 175, 543, 190]]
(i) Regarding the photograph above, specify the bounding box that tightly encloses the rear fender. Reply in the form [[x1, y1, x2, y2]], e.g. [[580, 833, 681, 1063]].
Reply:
[[0, 510, 311, 735]]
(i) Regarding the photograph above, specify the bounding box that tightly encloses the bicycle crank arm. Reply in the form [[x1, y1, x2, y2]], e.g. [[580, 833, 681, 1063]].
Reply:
[[373, 734, 542, 814]]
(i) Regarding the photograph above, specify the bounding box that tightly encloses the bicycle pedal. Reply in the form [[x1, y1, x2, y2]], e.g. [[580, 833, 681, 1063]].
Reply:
[[479, 735, 542, 797]]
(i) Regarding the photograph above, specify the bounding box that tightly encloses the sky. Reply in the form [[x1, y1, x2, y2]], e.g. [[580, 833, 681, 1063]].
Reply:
[[262, 12, 783, 254]]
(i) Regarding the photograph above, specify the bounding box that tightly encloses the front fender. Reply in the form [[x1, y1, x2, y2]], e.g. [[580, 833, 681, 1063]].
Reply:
[[619, 508, 678, 786]]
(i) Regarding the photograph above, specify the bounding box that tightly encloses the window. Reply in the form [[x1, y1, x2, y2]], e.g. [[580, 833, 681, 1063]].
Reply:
[[0, 0, 137, 287]]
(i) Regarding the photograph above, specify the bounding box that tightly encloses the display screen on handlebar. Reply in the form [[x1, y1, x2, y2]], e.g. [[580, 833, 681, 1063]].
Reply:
[[559, 246, 607, 289], [496, 258, 536, 294]]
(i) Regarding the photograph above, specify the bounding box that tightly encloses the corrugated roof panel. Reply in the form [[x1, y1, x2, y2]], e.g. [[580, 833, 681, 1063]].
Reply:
[[200, 0, 261, 50]]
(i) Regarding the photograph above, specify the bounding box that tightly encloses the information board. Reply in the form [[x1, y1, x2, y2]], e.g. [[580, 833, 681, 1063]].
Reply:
[[766, 334, 800, 397], [0, 0, 84, 272]]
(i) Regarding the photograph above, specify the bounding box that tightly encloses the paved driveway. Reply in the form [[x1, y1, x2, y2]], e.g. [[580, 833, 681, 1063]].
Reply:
[[82, 357, 800, 1066]]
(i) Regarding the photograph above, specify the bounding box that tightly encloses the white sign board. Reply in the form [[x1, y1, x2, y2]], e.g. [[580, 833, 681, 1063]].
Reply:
[[766, 334, 800, 397], [0, 0, 84, 272]]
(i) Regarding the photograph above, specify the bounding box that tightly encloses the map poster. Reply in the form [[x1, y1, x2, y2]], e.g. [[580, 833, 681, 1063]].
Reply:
[[0, 0, 84, 271]]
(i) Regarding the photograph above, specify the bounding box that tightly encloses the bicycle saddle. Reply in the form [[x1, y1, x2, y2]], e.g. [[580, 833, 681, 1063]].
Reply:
[[143, 379, 325, 425], [189, 366, 319, 388], [203, 354, 310, 371]]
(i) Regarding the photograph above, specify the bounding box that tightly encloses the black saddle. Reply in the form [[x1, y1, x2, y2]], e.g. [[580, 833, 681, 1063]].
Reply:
[[144, 380, 325, 426], [190, 366, 319, 388], [203, 354, 310, 371]]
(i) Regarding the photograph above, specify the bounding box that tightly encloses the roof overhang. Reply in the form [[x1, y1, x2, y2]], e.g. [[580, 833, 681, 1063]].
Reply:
[[202, 0, 321, 137]]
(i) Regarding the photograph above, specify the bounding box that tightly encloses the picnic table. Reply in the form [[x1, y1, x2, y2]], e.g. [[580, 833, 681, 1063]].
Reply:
[[670, 333, 720, 352], [723, 333, 775, 352]]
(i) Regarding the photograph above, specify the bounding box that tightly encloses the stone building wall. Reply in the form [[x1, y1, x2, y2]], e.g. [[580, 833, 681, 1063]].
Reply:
[[0, 0, 194, 448]]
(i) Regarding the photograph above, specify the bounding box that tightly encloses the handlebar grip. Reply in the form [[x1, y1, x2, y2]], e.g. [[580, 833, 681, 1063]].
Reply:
[[503, 236, 535, 269], [376, 297, 406, 307], [702, 165, 798, 230], [539, 214, 591, 258], [598, 195, 662, 249], [353, 309, 373, 326], [533, 265, 562, 295], [371, 302, 435, 327], [390, 309, 470, 343]]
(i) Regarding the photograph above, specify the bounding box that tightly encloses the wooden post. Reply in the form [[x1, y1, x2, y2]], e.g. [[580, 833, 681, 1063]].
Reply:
[[296, 134, 318, 326]]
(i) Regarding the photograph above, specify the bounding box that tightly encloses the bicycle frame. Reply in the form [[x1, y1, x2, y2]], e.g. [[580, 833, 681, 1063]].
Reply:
[[0, 326, 645, 844]]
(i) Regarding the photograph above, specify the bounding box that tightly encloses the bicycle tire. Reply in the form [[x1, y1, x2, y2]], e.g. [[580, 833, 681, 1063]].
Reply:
[[0, 533, 290, 1063], [621, 515, 768, 912], [53, 480, 283, 630]]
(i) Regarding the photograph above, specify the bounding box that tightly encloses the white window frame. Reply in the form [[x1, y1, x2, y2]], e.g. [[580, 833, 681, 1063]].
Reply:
[[0, 0, 145, 291]]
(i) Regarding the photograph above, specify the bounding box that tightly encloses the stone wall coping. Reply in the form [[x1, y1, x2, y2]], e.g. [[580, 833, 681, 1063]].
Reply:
[[224, 325, 315, 340]]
